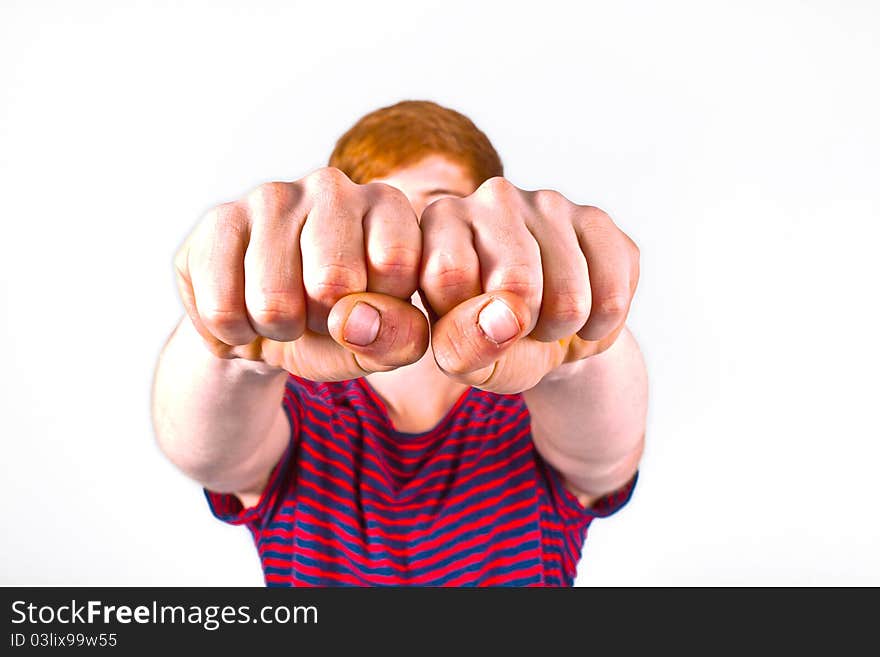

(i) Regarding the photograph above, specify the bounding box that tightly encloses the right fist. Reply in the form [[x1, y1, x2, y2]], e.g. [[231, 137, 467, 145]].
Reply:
[[174, 167, 429, 381]]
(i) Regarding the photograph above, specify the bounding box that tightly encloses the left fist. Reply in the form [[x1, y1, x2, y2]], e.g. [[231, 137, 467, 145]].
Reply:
[[420, 177, 639, 394]]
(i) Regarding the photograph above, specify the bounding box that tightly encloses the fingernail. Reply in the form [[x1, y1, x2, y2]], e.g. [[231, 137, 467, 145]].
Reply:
[[344, 302, 380, 346], [478, 298, 520, 344]]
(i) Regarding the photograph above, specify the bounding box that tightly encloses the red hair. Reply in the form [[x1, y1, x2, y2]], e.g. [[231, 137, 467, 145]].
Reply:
[[328, 100, 503, 185]]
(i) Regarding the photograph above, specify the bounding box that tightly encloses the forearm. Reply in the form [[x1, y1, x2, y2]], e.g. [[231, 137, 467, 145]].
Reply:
[[523, 326, 648, 500], [150, 316, 291, 495]]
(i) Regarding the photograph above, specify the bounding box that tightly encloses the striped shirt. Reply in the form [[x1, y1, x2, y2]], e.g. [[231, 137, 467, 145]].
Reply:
[[205, 375, 636, 586]]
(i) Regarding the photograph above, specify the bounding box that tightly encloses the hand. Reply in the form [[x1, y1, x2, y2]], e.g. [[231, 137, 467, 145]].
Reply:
[[174, 167, 429, 380], [420, 177, 639, 394]]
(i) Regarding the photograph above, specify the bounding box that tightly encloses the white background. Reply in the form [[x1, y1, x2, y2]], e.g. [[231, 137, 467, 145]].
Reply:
[[1, 0, 877, 586]]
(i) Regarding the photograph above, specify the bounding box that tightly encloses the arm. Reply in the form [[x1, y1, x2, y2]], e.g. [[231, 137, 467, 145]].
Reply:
[[419, 177, 645, 508], [151, 316, 290, 509], [523, 326, 648, 507], [151, 168, 429, 509]]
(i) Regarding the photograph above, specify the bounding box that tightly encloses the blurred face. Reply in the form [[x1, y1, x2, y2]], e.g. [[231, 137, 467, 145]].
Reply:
[[368, 154, 477, 217]]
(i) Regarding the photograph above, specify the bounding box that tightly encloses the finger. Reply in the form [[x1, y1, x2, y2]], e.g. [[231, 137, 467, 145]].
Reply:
[[184, 202, 256, 346], [467, 177, 543, 333], [300, 178, 367, 334], [527, 220, 590, 342], [430, 291, 530, 386], [471, 216, 543, 335], [362, 183, 421, 299], [244, 182, 307, 341], [258, 292, 429, 381], [419, 197, 482, 317], [174, 258, 233, 357], [474, 335, 568, 394], [562, 324, 626, 362], [574, 208, 638, 341]]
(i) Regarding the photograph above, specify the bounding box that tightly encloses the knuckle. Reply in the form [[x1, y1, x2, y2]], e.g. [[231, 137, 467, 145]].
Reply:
[[497, 280, 538, 302], [304, 168, 360, 218], [365, 183, 419, 224], [477, 176, 517, 200], [420, 196, 463, 225], [586, 204, 613, 222], [247, 181, 294, 215], [423, 253, 477, 291], [575, 205, 613, 232], [533, 191, 581, 230], [247, 290, 302, 328], [545, 290, 590, 325], [533, 188, 570, 214], [200, 306, 248, 336], [592, 293, 629, 321], [370, 243, 421, 276], [309, 262, 365, 302], [249, 306, 299, 332], [305, 166, 350, 196], [487, 263, 540, 298], [365, 180, 408, 205]]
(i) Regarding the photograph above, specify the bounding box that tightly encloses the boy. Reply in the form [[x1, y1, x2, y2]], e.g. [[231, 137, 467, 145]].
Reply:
[[151, 100, 648, 586]]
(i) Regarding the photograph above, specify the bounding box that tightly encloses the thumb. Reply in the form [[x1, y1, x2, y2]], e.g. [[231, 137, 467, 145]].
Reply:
[[258, 292, 429, 381], [327, 292, 430, 373], [430, 291, 531, 386]]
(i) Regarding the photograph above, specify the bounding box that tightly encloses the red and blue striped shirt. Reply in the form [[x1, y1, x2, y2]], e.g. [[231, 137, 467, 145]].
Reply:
[[205, 375, 636, 586]]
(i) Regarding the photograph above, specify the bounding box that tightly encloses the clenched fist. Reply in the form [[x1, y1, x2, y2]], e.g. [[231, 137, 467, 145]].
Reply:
[[174, 167, 430, 381], [175, 168, 638, 394], [421, 177, 639, 394]]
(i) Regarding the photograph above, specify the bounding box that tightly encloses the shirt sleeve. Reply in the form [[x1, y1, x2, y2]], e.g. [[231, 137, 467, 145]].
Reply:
[[540, 454, 638, 525], [203, 376, 302, 531]]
